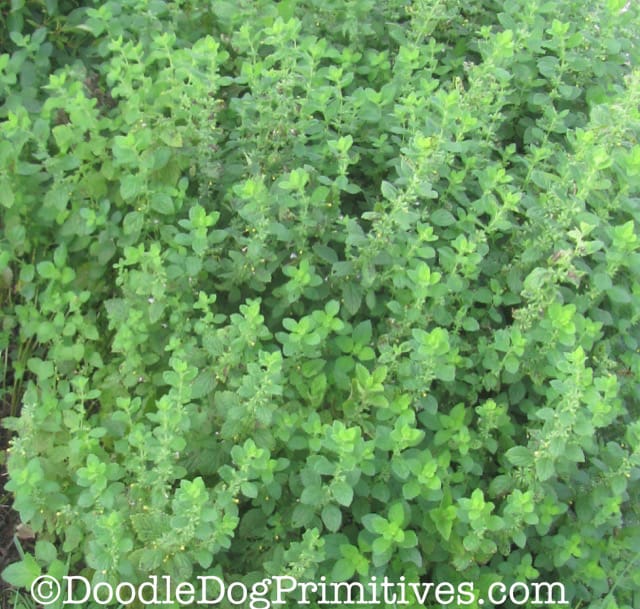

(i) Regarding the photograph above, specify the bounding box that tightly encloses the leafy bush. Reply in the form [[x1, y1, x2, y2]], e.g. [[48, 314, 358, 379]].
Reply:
[[2, 0, 640, 607]]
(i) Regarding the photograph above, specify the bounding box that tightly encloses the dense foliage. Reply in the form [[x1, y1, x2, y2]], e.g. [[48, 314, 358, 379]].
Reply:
[[2, 0, 640, 607]]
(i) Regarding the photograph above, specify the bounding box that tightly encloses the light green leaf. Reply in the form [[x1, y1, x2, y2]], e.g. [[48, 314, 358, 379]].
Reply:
[[0, 177, 14, 208], [1, 555, 41, 588], [35, 541, 57, 564], [120, 175, 144, 201]]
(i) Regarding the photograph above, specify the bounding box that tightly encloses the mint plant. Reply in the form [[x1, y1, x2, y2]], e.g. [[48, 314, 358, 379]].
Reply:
[[2, 1, 640, 608]]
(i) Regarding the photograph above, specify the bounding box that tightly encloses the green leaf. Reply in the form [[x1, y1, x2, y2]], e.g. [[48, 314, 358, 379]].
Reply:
[[134, 548, 164, 572], [431, 506, 456, 541], [353, 320, 372, 345], [27, 358, 54, 380], [462, 317, 480, 331], [301, 484, 324, 506], [291, 504, 315, 527], [130, 512, 171, 543], [151, 193, 175, 215], [607, 0, 628, 13], [325, 299, 340, 317], [391, 457, 410, 480], [321, 504, 342, 532], [513, 530, 527, 548], [42, 188, 70, 215], [0, 177, 14, 208], [330, 559, 355, 582], [380, 180, 398, 201], [191, 371, 216, 400], [35, 540, 57, 564], [241, 481, 258, 498], [120, 175, 144, 200], [388, 502, 405, 525], [193, 549, 213, 569], [434, 364, 455, 382], [160, 130, 183, 148], [372, 536, 392, 554], [504, 354, 520, 374], [523, 267, 550, 292], [362, 513, 387, 534], [607, 286, 631, 304], [332, 480, 354, 507], [123, 211, 144, 236], [313, 244, 338, 264], [1, 555, 41, 588], [538, 56, 559, 78], [536, 457, 555, 481], [342, 283, 362, 316], [402, 480, 421, 500], [431, 209, 456, 226], [36, 261, 58, 280], [592, 272, 612, 291], [505, 446, 534, 467]]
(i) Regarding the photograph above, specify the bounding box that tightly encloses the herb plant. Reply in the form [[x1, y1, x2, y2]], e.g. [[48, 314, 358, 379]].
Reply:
[[1, 1, 639, 608]]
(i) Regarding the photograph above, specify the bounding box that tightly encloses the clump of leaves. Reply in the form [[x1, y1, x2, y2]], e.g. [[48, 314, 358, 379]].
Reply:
[[2, 0, 640, 608]]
